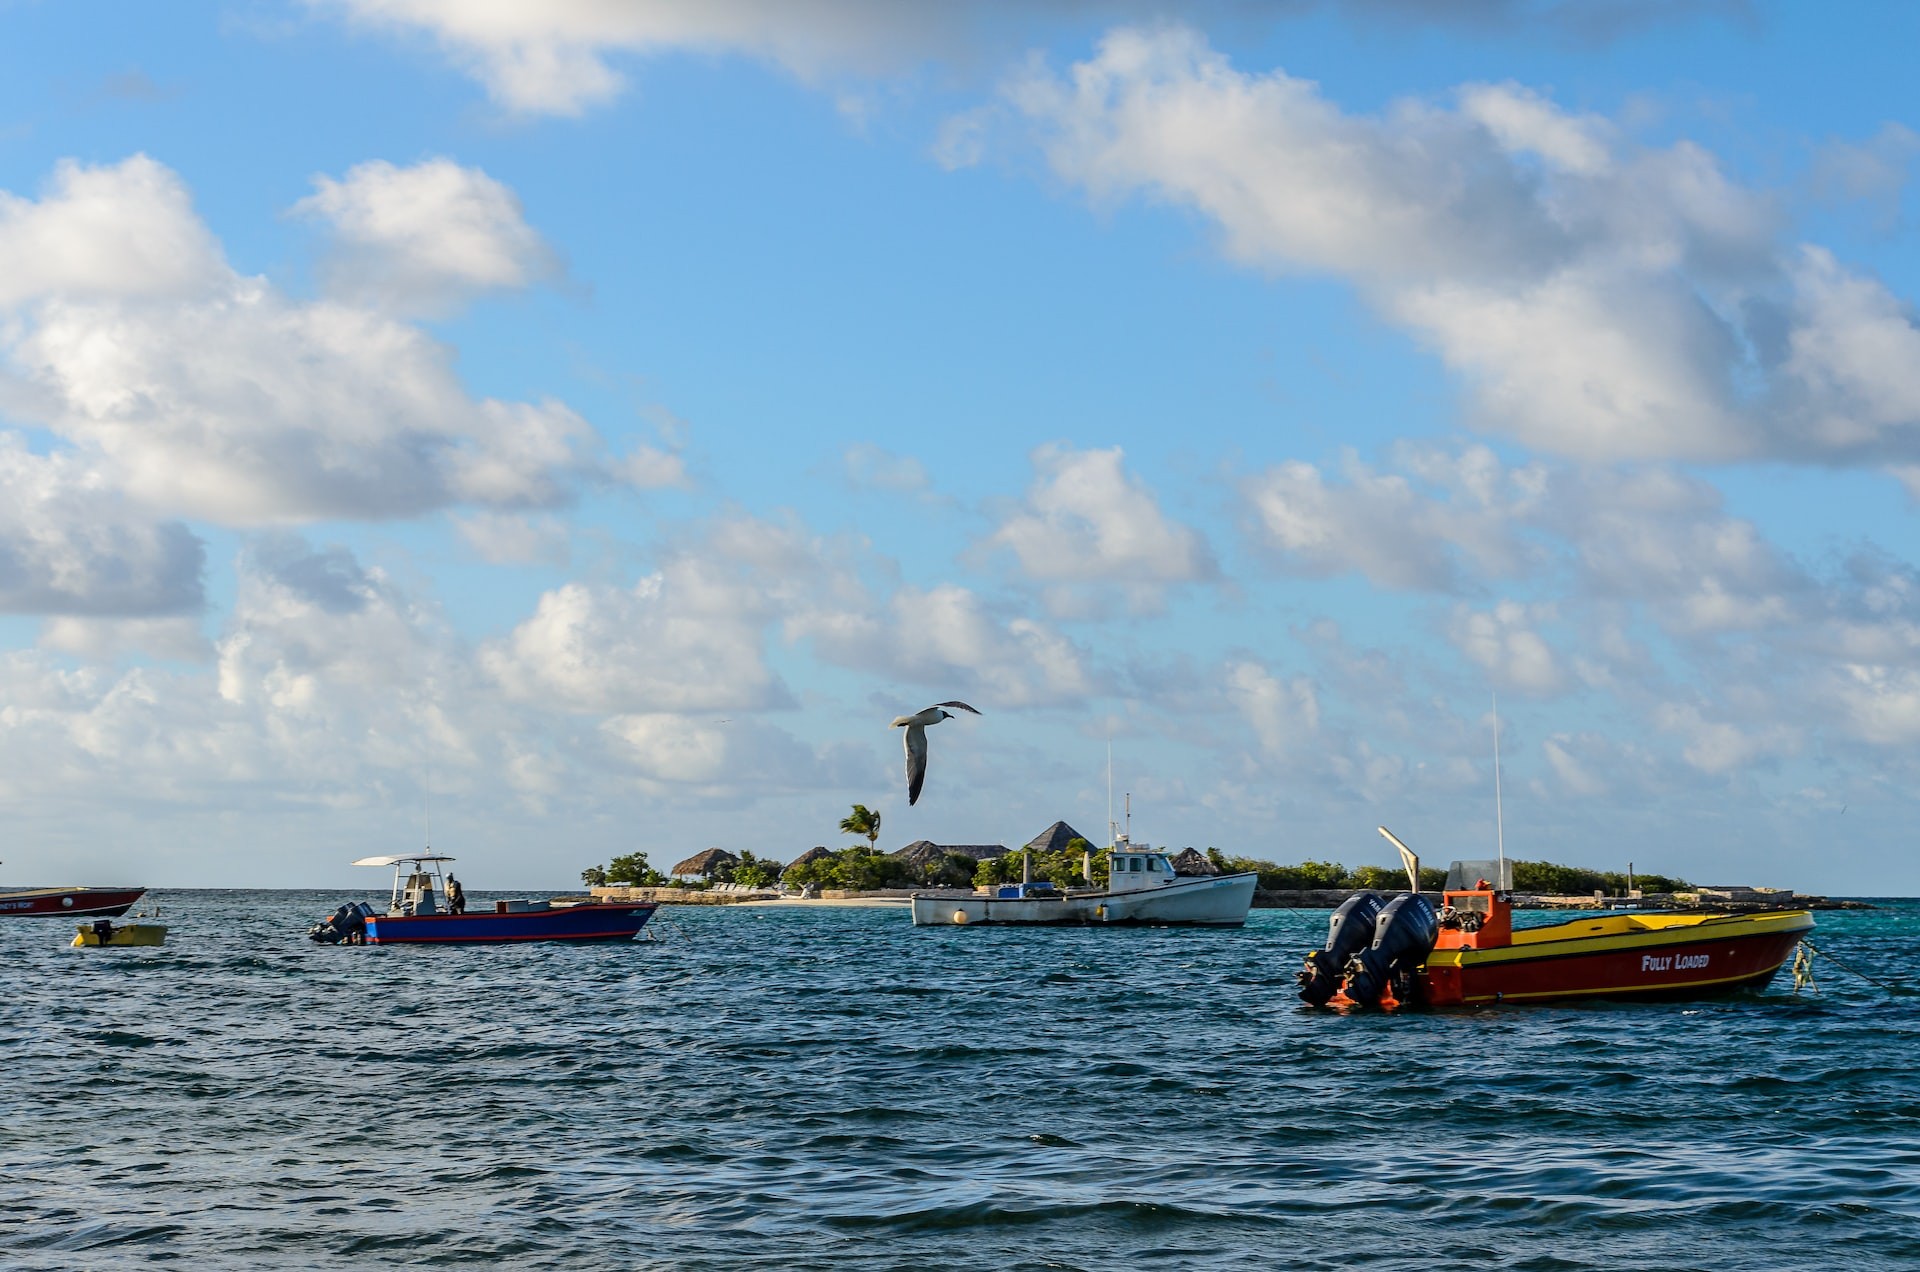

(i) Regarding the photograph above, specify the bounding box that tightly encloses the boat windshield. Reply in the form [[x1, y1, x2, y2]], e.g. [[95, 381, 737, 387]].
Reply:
[[1445, 859, 1513, 890]]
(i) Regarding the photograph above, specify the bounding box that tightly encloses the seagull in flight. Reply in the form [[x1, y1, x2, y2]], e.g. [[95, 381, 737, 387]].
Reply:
[[891, 701, 981, 805]]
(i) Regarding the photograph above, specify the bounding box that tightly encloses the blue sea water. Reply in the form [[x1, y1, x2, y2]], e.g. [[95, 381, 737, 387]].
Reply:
[[3, 893, 1919, 1270]]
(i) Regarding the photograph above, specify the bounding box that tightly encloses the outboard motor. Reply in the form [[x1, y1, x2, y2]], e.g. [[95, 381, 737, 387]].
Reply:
[[1297, 891, 1384, 1005], [1342, 893, 1439, 1007], [308, 902, 372, 944]]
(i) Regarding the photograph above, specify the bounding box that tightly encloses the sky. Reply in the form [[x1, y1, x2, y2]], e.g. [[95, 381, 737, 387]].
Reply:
[[2, 1, 1919, 892]]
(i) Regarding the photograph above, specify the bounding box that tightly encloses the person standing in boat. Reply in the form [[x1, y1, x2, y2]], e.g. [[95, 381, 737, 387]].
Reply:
[[446, 874, 467, 915]]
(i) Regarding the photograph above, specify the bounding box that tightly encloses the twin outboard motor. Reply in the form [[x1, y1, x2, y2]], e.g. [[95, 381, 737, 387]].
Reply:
[[1341, 893, 1440, 1007], [1297, 891, 1384, 1005], [308, 902, 374, 944]]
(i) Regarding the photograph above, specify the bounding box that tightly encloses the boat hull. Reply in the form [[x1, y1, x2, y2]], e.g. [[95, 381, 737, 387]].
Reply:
[[911, 873, 1256, 927], [1406, 910, 1815, 1007], [361, 902, 656, 945], [73, 922, 168, 947], [0, 887, 146, 919]]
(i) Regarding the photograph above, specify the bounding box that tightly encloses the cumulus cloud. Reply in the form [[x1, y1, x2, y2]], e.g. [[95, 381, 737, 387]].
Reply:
[[0, 155, 609, 526], [484, 572, 793, 715], [1000, 27, 1920, 470], [0, 155, 224, 306], [797, 581, 1099, 708], [0, 435, 203, 616], [1653, 700, 1801, 775], [985, 444, 1214, 612], [1239, 443, 1809, 640], [453, 512, 571, 566], [311, 0, 990, 116], [1448, 600, 1566, 695], [1227, 659, 1321, 757], [311, 0, 1750, 117], [1241, 445, 1535, 591], [295, 158, 559, 313]]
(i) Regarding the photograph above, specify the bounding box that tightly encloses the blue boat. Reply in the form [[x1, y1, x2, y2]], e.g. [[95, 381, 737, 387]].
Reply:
[[309, 854, 656, 946]]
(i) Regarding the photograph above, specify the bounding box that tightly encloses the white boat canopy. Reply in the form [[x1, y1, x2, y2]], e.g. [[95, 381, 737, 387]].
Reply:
[[351, 854, 458, 867]]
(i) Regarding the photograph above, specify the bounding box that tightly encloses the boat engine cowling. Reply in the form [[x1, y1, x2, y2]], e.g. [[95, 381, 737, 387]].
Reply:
[[1342, 893, 1439, 1007], [308, 901, 374, 944], [1297, 891, 1384, 1005]]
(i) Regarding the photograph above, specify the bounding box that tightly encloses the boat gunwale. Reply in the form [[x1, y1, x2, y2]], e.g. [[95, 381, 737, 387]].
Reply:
[[1428, 910, 1813, 969]]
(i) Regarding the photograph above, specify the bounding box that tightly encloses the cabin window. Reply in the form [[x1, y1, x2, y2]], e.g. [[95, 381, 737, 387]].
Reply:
[[1128, 858, 1142, 872]]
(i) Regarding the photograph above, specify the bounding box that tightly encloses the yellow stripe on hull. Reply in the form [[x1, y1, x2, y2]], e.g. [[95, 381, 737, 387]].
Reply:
[[1426, 910, 1814, 970]]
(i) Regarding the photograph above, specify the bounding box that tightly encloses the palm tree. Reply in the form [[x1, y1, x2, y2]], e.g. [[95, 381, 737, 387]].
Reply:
[[839, 804, 882, 853]]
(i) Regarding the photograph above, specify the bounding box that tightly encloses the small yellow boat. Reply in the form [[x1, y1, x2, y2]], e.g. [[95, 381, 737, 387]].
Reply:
[[72, 919, 168, 947]]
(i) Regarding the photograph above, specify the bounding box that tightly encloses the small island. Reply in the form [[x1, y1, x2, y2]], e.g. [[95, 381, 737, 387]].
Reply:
[[575, 807, 1859, 911]]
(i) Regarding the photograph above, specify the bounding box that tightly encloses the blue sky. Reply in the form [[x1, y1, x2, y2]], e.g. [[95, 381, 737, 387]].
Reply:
[[2, 1, 1918, 892]]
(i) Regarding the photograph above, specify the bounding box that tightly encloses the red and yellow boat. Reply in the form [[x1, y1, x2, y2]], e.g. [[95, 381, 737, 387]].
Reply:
[[1299, 850, 1814, 1009], [1404, 884, 1809, 1007]]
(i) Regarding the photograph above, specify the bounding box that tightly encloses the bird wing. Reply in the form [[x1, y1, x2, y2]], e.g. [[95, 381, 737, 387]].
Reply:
[[933, 701, 981, 715], [902, 723, 928, 805]]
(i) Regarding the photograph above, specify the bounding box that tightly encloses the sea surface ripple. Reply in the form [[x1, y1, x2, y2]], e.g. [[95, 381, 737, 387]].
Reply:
[[4, 893, 1919, 1269]]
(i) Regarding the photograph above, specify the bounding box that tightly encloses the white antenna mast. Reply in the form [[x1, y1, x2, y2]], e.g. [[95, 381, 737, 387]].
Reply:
[[1107, 733, 1114, 848], [1492, 691, 1505, 883]]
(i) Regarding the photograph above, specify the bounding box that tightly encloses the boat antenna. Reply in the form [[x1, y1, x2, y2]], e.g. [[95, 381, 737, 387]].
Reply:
[[1107, 732, 1114, 848], [1492, 691, 1506, 885]]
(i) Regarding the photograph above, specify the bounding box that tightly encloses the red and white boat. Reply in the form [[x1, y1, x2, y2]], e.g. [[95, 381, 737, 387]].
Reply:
[[0, 884, 147, 919]]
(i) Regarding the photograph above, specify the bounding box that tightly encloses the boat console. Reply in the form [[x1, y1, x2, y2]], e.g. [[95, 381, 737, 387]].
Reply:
[[1434, 858, 1514, 950]]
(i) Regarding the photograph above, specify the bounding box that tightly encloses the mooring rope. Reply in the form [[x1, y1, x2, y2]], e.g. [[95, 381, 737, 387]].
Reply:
[[1797, 939, 1906, 995], [644, 907, 692, 943]]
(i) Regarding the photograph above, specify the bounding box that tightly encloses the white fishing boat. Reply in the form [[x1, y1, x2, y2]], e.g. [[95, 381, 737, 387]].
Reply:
[[910, 836, 1256, 927]]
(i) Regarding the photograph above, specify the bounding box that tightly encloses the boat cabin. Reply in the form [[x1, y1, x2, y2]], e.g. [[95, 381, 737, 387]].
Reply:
[[1107, 839, 1179, 895], [1435, 858, 1513, 950], [352, 853, 458, 916]]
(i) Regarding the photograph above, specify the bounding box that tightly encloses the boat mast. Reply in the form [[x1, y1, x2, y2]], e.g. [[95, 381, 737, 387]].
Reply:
[[1492, 692, 1506, 886]]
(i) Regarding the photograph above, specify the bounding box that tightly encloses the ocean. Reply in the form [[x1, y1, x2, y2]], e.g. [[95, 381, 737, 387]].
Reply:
[[4, 892, 1917, 1270]]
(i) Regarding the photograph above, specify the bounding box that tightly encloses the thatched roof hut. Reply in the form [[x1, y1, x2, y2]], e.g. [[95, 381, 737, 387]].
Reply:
[[1025, 821, 1090, 855], [1170, 847, 1219, 877], [783, 846, 835, 875], [670, 847, 738, 879], [892, 840, 1008, 868]]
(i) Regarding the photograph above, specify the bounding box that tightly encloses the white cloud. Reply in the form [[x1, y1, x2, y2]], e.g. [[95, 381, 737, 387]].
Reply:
[[842, 442, 930, 494], [39, 616, 211, 664], [1227, 659, 1320, 757], [0, 434, 203, 616], [453, 512, 570, 566], [1457, 81, 1613, 176], [1828, 664, 1920, 745], [311, 0, 984, 117], [484, 572, 791, 714], [985, 444, 1214, 610], [1653, 700, 1801, 775], [1001, 27, 1920, 469], [1542, 733, 1608, 796], [617, 443, 691, 491], [796, 582, 1099, 708], [1448, 600, 1566, 695], [295, 158, 559, 313], [1241, 446, 1534, 591], [0, 155, 225, 307], [0, 156, 608, 526]]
